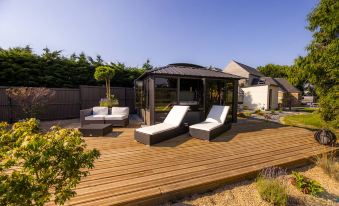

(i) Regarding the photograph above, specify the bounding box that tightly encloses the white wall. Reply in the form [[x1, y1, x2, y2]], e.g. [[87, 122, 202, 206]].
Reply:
[[242, 85, 268, 110], [242, 85, 278, 110]]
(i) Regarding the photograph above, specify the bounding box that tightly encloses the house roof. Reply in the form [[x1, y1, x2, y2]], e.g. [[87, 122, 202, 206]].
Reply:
[[233, 60, 264, 77], [251, 77, 279, 86], [137, 63, 243, 80], [274, 78, 301, 93]]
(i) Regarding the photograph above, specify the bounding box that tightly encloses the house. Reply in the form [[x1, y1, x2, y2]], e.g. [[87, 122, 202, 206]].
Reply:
[[274, 78, 301, 108], [135, 63, 242, 125], [224, 60, 301, 110]]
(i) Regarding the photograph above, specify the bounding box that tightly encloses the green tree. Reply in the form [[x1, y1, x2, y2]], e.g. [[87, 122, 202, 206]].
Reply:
[[0, 118, 100, 205], [294, 0, 338, 127], [0, 46, 144, 88], [257, 64, 290, 78], [142, 58, 153, 70], [94, 66, 115, 100]]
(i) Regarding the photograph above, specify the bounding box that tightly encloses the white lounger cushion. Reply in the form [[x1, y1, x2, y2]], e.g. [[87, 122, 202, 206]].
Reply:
[[136, 123, 176, 135], [189, 122, 221, 131], [111, 107, 129, 116], [105, 114, 128, 120], [85, 115, 105, 120], [163, 106, 190, 127], [205, 105, 230, 124], [93, 107, 108, 115]]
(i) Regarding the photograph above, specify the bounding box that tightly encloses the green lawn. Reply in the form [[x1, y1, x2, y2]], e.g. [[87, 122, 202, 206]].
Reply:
[[282, 113, 323, 129]]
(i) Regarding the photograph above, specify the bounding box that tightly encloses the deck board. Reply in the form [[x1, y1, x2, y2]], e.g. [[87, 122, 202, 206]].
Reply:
[[49, 118, 337, 206]]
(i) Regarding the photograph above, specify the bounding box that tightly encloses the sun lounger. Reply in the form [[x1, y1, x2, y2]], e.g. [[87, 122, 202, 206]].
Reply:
[[134, 105, 189, 145], [189, 105, 230, 141]]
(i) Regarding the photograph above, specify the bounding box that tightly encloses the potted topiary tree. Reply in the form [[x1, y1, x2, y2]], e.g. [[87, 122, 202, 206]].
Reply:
[[94, 66, 119, 107]]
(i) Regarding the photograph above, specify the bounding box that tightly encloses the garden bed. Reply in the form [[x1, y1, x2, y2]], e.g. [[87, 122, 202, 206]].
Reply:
[[167, 164, 339, 206]]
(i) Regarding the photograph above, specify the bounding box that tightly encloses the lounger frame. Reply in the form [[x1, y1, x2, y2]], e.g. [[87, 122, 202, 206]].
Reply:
[[189, 123, 230, 141], [135, 125, 188, 145]]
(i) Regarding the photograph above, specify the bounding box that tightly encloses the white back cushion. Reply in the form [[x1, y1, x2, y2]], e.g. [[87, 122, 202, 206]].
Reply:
[[205, 105, 230, 124], [111, 107, 129, 115], [93, 107, 108, 115], [163, 106, 189, 127]]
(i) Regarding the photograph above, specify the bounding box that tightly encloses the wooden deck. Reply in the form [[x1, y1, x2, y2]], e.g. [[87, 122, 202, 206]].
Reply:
[[59, 118, 337, 206]]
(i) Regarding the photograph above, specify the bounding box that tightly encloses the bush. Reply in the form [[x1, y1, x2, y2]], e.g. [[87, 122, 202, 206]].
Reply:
[[237, 111, 252, 118], [0, 119, 100, 205], [315, 153, 339, 181], [254, 109, 265, 116], [256, 167, 288, 206], [99, 95, 119, 107], [291, 172, 323, 196], [256, 177, 288, 206], [6, 87, 55, 118]]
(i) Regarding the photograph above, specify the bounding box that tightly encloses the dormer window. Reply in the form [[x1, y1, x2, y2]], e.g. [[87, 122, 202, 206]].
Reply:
[[258, 80, 265, 85]]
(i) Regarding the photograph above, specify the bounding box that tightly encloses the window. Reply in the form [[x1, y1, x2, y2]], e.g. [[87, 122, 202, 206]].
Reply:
[[179, 78, 203, 111], [225, 80, 234, 122], [135, 79, 148, 109], [135, 80, 144, 108], [155, 77, 177, 112]]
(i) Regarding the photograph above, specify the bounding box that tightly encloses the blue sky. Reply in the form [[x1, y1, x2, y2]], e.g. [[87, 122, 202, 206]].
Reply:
[[0, 0, 317, 68]]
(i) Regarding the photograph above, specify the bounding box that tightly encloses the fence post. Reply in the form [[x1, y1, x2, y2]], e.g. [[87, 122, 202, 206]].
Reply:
[[79, 85, 83, 110]]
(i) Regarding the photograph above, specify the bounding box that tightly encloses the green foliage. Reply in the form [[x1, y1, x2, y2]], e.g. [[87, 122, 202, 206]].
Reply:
[[257, 64, 290, 78], [293, 0, 339, 125], [94, 66, 115, 82], [94, 66, 115, 100], [254, 109, 264, 116], [0, 119, 100, 205], [315, 153, 339, 181], [142, 58, 153, 70], [0, 46, 144, 88], [256, 176, 288, 206], [291, 172, 324, 196], [99, 95, 119, 107]]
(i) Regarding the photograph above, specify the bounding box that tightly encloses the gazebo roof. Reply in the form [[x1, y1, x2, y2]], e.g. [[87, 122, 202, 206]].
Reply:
[[137, 63, 243, 80]]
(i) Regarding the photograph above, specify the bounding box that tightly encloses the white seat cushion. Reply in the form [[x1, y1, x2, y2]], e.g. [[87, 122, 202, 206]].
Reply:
[[136, 123, 176, 135], [85, 115, 105, 121], [105, 114, 128, 120], [189, 121, 221, 131], [111, 107, 129, 116], [205, 105, 230, 124], [93, 107, 108, 115], [163, 106, 189, 127]]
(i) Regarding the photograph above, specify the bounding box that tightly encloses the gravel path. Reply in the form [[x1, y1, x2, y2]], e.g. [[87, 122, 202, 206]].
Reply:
[[163, 164, 339, 206]]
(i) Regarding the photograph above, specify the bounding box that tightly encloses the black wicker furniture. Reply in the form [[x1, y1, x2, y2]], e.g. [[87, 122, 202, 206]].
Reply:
[[79, 124, 113, 137]]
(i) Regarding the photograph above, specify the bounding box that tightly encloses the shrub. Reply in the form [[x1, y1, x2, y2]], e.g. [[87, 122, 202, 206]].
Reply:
[[270, 110, 276, 115], [94, 66, 115, 100], [0, 118, 100, 205], [99, 95, 119, 107], [291, 172, 323, 196], [256, 167, 288, 206], [254, 109, 265, 116], [243, 105, 249, 110], [6, 87, 55, 118], [237, 111, 252, 118], [314, 153, 339, 181]]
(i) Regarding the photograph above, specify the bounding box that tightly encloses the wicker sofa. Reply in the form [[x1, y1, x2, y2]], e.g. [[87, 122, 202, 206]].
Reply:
[[80, 106, 129, 127]]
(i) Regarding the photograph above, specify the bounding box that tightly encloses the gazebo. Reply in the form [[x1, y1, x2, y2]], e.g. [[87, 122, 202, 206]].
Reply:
[[135, 63, 242, 125]]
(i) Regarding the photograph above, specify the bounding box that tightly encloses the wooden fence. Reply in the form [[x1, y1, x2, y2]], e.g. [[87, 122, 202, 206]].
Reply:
[[0, 86, 135, 123]]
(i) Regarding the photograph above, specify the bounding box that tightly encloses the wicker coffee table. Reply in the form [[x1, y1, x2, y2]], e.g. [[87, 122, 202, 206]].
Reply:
[[79, 124, 113, 137]]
